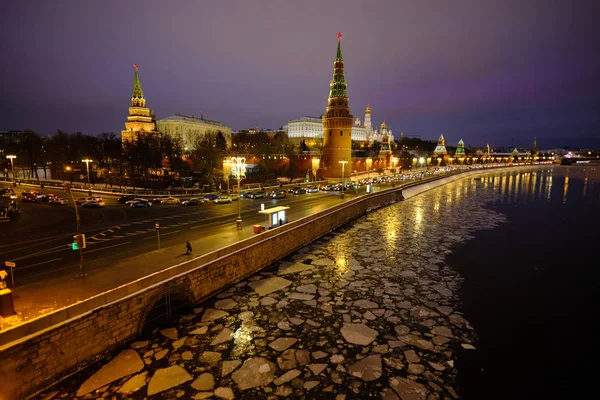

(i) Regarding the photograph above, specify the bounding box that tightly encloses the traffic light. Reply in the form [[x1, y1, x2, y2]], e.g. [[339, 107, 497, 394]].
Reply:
[[71, 234, 86, 250]]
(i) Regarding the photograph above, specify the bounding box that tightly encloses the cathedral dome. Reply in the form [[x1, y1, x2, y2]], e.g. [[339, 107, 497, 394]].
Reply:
[[381, 121, 387, 130]]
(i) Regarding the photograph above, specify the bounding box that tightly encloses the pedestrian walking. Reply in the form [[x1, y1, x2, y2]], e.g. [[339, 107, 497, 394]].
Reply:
[[185, 241, 192, 254]]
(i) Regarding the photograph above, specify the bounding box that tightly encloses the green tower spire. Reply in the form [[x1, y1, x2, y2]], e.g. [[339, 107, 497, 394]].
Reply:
[[131, 64, 146, 107], [329, 33, 347, 99]]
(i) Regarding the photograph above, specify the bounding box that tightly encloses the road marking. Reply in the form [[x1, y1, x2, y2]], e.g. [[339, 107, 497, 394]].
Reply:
[[113, 235, 126, 239], [191, 224, 204, 229], [85, 242, 131, 254], [19, 257, 63, 271], [144, 230, 180, 239]]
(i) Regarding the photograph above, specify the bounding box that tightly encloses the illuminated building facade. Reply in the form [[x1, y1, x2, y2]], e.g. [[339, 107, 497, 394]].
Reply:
[[433, 134, 448, 156], [157, 114, 232, 150]]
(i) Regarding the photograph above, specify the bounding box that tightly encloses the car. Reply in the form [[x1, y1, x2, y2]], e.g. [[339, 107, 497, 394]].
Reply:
[[204, 194, 220, 201], [287, 186, 301, 194], [125, 198, 149, 206], [270, 190, 286, 199], [160, 197, 180, 204], [118, 195, 136, 203], [240, 191, 254, 199], [75, 197, 88, 205], [82, 200, 106, 208], [292, 188, 306, 195], [21, 194, 38, 202], [229, 194, 240, 201], [214, 196, 233, 204], [181, 198, 202, 206], [49, 197, 69, 205], [129, 199, 151, 208], [305, 186, 319, 193], [1, 189, 16, 198], [250, 191, 266, 199], [40, 194, 57, 202]]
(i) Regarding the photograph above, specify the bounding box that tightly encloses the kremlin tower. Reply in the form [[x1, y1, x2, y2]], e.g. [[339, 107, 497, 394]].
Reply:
[[321, 33, 354, 179], [454, 139, 465, 157], [121, 65, 158, 145], [433, 134, 448, 156]]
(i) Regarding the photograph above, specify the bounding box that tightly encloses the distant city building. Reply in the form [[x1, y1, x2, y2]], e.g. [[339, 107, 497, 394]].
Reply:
[[121, 65, 159, 145], [157, 114, 232, 150], [287, 117, 323, 142], [286, 105, 389, 145], [433, 134, 448, 156]]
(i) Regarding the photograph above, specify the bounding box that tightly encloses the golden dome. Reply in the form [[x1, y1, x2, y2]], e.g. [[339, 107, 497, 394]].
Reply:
[[381, 121, 387, 129], [365, 105, 371, 113]]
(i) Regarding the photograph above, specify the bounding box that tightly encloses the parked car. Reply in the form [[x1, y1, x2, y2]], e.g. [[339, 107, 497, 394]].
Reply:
[[49, 197, 69, 205], [214, 196, 233, 204], [250, 191, 266, 199], [229, 194, 240, 201], [118, 195, 136, 203], [128, 199, 151, 208], [181, 198, 202, 206], [204, 194, 220, 201], [82, 200, 106, 208]]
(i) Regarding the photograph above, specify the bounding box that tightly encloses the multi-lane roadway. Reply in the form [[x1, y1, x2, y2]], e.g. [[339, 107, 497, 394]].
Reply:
[[0, 182, 382, 287]]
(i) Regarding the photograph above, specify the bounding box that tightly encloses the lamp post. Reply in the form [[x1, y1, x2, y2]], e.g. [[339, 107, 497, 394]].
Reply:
[[223, 158, 232, 193], [231, 157, 246, 230], [391, 156, 398, 174], [366, 158, 372, 182], [339, 158, 348, 199], [6, 155, 16, 183], [82, 158, 93, 187]]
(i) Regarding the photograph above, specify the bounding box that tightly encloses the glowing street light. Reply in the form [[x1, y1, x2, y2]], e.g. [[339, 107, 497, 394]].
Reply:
[[230, 157, 246, 230], [339, 158, 348, 199], [222, 158, 232, 193], [366, 158, 372, 181], [418, 157, 425, 169], [81, 158, 93, 187], [6, 155, 16, 183], [391, 156, 398, 172]]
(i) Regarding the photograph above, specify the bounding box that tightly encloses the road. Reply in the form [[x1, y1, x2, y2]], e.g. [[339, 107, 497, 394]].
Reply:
[[0, 182, 390, 287]]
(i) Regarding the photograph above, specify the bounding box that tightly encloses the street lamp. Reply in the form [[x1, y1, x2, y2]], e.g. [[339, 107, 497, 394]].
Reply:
[[82, 158, 93, 187], [391, 156, 398, 173], [6, 155, 16, 183], [223, 158, 232, 193], [339, 158, 348, 199], [231, 157, 246, 230], [418, 157, 425, 170], [366, 158, 372, 181]]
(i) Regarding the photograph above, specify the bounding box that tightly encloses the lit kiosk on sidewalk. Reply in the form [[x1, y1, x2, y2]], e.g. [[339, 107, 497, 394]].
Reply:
[[257, 206, 290, 232]]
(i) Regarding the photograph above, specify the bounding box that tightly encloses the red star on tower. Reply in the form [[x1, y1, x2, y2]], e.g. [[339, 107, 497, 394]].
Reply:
[[133, 64, 138, 71], [337, 32, 342, 39]]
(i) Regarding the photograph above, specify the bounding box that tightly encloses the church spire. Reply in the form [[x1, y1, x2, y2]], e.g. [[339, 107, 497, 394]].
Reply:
[[329, 33, 347, 99], [131, 64, 146, 107]]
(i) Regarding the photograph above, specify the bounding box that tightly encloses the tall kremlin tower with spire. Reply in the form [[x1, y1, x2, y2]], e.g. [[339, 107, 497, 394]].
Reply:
[[321, 33, 354, 179], [121, 65, 158, 145]]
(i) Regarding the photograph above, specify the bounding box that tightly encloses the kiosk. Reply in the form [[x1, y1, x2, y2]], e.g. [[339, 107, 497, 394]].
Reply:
[[258, 206, 290, 230]]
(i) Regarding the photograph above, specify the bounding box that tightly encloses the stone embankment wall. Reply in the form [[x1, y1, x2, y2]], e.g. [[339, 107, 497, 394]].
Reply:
[[0, 183, 406, 399]]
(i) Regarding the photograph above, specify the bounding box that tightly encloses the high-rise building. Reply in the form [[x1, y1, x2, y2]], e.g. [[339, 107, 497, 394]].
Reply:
[[321, 33, 353, 178], [121, 65, 159, 145]]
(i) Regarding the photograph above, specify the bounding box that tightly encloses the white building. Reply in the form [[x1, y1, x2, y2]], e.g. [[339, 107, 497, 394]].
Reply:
[[287, 106, 386, 144], [157, 113, 232, 150], [287, 116, 323, 140]]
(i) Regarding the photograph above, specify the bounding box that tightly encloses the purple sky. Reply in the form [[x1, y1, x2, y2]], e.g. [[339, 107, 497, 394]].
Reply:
[[1, 0, 598, 148]]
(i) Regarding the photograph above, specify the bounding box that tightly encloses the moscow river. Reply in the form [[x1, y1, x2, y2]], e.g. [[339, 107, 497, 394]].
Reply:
[[39, 165, 600, 400]]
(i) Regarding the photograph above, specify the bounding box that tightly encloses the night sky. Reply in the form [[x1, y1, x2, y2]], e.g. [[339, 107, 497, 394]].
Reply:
[[2, 0, 599, 148]]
